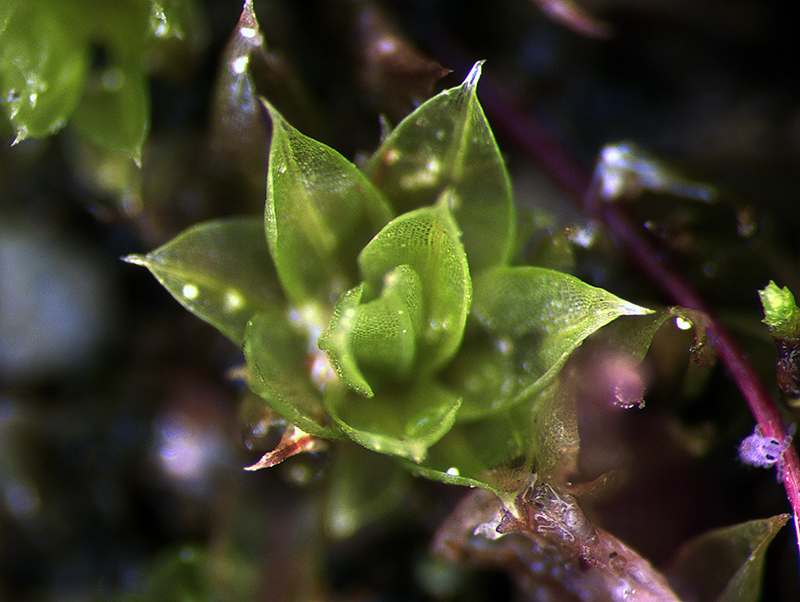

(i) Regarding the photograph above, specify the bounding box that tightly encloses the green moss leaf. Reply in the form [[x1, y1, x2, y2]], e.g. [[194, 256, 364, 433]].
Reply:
[[410, 377, 578, 506], [320, 266, 424, 397], [0, 0, 88, 142], [364, 61, 515, 274], [244, 311, 342, 439], [71, 59, 149, 164], [450, 266, 652, 419], [124, 218, 281, 346], [665, 514, 789, 602], [325, 442, 411, 539], [264, 100, 393, 305], [320, 201, 470, 396], [324, 378, 461, 463], [359, 200, 472, 373]]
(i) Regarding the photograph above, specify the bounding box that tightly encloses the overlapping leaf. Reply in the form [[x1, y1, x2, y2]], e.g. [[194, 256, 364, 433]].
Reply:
[[324, 377, 461, 463], [320, 199, 471, 398], [0, 0, 197, 160], [245, 311, 341, 440], [363, 62, 515, 274], [0, 0, 87, 142]]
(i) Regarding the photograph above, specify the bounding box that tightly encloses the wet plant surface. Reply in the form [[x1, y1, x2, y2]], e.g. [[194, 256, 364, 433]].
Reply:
[[2, 1, 800, 600]]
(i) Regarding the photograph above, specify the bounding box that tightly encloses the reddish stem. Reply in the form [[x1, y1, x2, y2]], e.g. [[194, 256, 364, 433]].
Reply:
[[468, 64, 800, 553]]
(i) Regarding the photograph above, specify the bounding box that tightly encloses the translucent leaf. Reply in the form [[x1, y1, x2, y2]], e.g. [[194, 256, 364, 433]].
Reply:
[[357, 200, 472, 376], [451, 266, 652, 418], [71, 59, 149, 163], [363, 61, 515, 274], [264, 100, 393, 305], [409, 378, 578, 506], [665, 514, 789, 602], [244, 312, 342, 440], [325, 441, 410, 539], [0, 1, 88, 142], [324, 379, 461, 463], [124, 218, 281, 346], [208, 0, 268, 177], [409, 405, 537, 506]]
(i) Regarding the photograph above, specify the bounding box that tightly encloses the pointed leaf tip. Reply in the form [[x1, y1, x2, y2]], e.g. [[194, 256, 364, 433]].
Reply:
[[464, 61, 485, 90]]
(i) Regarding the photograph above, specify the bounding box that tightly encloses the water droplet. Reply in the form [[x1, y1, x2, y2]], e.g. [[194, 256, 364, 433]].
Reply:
[[446, 467, 460, 477], [182, 284, 199, 299], [232, 55, 249, 74], [675, 316, 693, 330]]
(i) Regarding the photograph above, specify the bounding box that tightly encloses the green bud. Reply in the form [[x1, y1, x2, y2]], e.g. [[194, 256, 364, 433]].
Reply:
[[759, 281, 800, 338]]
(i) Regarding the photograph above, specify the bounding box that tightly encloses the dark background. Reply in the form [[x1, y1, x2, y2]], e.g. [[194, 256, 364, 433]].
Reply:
[[2, 0, 799, 599]]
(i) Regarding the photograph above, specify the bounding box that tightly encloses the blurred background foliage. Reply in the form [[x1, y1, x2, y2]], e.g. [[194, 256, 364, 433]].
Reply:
[[1, 0, 800, 600]]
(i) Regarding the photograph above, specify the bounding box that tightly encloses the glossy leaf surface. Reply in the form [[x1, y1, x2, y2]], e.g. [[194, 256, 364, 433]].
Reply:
[[264, 100, 393, 305], [364, 62, 515, 274], [451, 266, 652, 418], [320, 201, 470, 398], [125, 218, 280, 345]]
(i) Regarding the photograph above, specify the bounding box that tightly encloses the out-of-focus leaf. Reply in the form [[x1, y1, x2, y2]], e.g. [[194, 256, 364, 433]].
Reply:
[[1, 0, 201, 160], [124, 218, 280, 345], [665, 514, 789, 602], [451, 266, 652, 418], [0, 1, 87, 142], [208, 0, 268, 178], [264, 100, 393, 305], [325, 441, 411, 539], [353, 0, 450, 122], [115, 545, 258, 602], [71, 59, 149, 164], [324, 378, 461, 463], [364, 62, 515, 274], [244, 311, 342, 440]]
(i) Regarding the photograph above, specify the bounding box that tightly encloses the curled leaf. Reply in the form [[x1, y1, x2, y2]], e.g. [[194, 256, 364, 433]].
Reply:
[[324, 378, 461, 463], [319, 201, 471, 396]]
